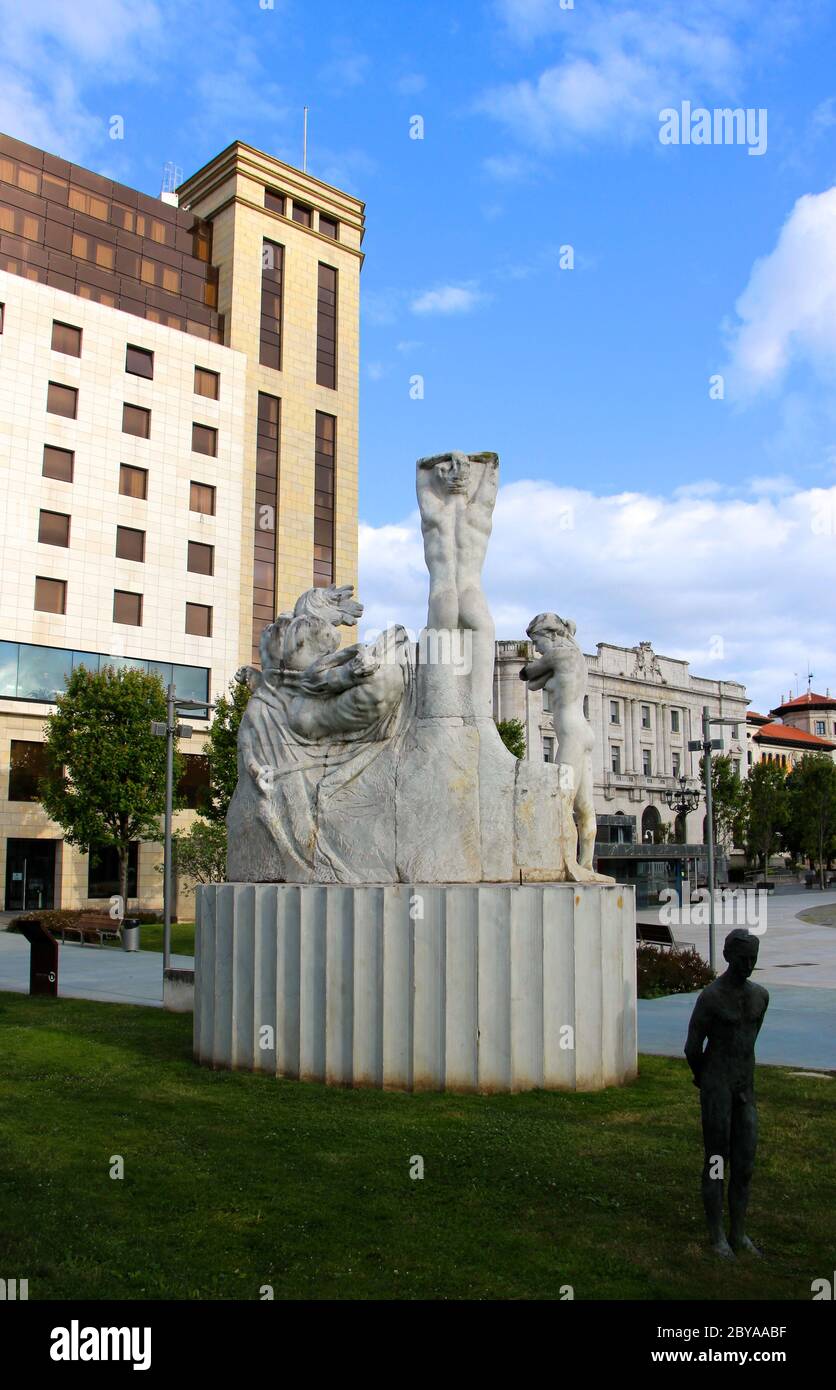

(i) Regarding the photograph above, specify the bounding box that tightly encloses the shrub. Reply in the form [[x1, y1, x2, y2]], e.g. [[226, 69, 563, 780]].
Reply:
[[637, 945, 714, 999], [8, 907, 171, 935]]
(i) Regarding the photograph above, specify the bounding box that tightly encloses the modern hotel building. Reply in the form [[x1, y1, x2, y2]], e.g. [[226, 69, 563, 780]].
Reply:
[[0, 132, 363, 912]]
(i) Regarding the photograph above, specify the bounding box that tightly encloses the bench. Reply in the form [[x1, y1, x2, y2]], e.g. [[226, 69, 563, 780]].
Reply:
[[61, 912, 122, 947], [636, 920, 694, 951]]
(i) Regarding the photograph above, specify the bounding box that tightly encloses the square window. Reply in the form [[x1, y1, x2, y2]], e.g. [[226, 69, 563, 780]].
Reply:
[[610, 744, 621, 774], [187, 541, 214, 575], [119, 463, 148, 499], [43, 445, 74, 482], [672, 752, 681, 777], [9, 740, 50, 801], [292, 201, 312, 227], [609, 700, 620, 724], [190, 481, 215, 515], [319, 214, 338, 240], [35, 576, 66, 614], [670, 708, 680, 733], [47, 382, 78, 418], [38, 510, 70, 547], [125, 344, 154, 379], [265, 187, 285, 214], [641, 705, 651, 728], [113, 590, 142, 626], [542, 735, 555, 764], [51, 321, 82, 356], [192, 422, 217, 456], [122, 403, 151, 438], [185, 602, 212, 637], [116, 526, 145, 562], [194, 366, 219, 400], [642, 749, 652, 776]]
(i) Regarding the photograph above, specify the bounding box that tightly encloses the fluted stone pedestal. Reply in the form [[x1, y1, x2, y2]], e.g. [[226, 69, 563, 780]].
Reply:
[[194, 882, 637, 1093]]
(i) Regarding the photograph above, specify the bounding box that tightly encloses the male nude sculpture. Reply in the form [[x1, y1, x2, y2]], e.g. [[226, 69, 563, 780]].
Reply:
[[415, 451, 499, 718], [519, 613, 599, 879], [685, 929, 769, 1258]]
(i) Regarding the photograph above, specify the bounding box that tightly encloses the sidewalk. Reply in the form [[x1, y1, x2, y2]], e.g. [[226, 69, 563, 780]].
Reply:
[[638, 984, 836, 1072], [0, 930, 192, 1007]]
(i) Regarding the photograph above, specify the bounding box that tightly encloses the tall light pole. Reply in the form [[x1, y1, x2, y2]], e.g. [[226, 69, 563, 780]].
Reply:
[[688, 706, 739, 971], [152, 687, 212, 971]]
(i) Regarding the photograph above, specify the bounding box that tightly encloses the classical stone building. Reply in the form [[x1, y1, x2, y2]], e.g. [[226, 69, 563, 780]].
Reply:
[[495, 637, 749, 902], [746, 691, 836, 770], [0, 132, 363, 912]]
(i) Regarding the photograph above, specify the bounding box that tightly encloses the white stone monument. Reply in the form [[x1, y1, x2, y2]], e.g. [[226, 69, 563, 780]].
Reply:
[[195, 452, 637, 1092]]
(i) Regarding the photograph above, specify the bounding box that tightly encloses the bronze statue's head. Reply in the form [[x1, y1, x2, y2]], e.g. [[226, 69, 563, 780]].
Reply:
[[723, 928, 759, 979]]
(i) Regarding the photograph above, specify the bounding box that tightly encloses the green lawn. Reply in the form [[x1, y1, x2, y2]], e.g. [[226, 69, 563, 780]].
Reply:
[[104, 920, 195, 955], [0, 991, 833, 1301], [799, 904, 836, 928]]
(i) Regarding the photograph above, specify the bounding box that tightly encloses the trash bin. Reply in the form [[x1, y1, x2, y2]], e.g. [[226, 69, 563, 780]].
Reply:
[[19, 918, 59, 996], [121, 918, 141, 952]]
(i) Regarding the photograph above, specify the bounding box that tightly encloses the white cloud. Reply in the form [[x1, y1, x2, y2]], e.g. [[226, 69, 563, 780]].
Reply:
[[494, 0, 573, 44], [359, 477, 836, 715], [366, 361, 386, 381], [481, 2, 745, 149], [318, 42, 370, 92], [411, 283, 485, 315], [725, 186, 836, 395], [394, 73, 426, 95]]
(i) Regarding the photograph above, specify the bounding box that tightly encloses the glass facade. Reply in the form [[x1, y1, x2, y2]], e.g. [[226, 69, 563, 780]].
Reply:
[[0, 640, 209, 714], [0, 133, 223, 343]]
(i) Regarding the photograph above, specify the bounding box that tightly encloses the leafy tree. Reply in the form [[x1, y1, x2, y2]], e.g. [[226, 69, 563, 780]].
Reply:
[[786, 754, 836, 890], [173, 819, 228, 890], [496, 717, 526, 760], [204, 678, 251, 822], [743, 760, 789, 877], [700, 753, 745, 851], [40, 665, 183, 907]]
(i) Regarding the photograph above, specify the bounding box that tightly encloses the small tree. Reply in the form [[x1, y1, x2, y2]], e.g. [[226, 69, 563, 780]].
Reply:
[[496, 717, 526, 760], [786, 754, 836, 890], [700, 753, 745, 852], [743, 760, 789, 878], [172, 820, 228, 890], [41, 665, 183, 907], [204, 678, 251, 822]]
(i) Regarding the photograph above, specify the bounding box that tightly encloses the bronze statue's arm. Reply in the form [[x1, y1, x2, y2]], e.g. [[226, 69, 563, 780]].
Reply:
[[684, 996, 710, 1086]]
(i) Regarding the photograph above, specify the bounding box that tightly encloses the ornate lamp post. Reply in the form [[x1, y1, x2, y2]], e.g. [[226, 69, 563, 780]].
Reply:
[[663, 773, 701, 825]]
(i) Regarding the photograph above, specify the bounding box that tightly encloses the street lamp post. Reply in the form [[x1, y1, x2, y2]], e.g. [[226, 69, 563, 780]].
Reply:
[[152, 687, 213, 972], [687, 706, 739, 972]]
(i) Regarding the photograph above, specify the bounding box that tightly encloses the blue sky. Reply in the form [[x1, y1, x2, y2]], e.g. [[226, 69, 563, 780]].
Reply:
[[2, 0, 836, 711]]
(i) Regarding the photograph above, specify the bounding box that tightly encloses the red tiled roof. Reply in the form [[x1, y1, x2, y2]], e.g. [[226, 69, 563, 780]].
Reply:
[[770, 691, 836, 715], [747, 710, 769, 724], [754, 721, 836, 750]]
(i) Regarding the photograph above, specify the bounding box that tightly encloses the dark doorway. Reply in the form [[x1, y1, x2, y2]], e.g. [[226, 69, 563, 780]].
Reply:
[[5, 839, 58, 911]]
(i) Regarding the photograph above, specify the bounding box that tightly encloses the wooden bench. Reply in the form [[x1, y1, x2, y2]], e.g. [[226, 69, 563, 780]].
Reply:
[[61, 912, 122, 947], [636, 920, 694, 951]]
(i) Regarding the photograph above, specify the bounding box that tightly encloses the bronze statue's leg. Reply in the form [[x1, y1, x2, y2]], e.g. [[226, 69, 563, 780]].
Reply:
[[729, 1096, 761, 1255], [701, 1083, 734, 1257]]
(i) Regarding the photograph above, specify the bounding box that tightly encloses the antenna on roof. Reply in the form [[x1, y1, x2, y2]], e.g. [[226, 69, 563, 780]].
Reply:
[[160, 161, 183, 207], [807, 664, 813, 693], [303, 106, 309, 172]]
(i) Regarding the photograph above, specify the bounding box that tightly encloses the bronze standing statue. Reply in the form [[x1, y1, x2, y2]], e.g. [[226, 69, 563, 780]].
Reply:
[[685, 928, 769, 1258]]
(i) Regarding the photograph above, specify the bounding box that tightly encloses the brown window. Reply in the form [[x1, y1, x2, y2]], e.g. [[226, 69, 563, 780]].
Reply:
[[51, 321, 82, 357], [192, 423, 217, 456], [194, 366, 219, 400], [35, 576, 66, 614], [119, 463, 148, 499], [125, 345, 154, 379], [292, 201, 312, 227], [68, 186, 109, 220], [265, 187, 285, 214], [178, 753, 211, 811], [190, 481, 216, 515], [316, 264, 337, 389], [116, 526, 145, 562], [319, 214, 338, 240], [251, 393, 280, 664], [38, 510, 70, 547], [188, 541, 214, 576], [9, 740, 50, 802], [43, 445, 74, 482], [260, 238, 284, 370], [113, 590, 142, 626], [123, 404, 151, 438], [186, 602, 212, 637], [314, 411, 336, 587], [47, 382, 78, 419]]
